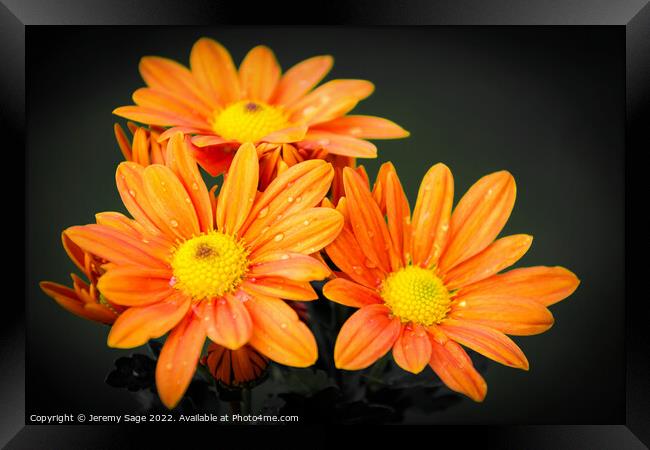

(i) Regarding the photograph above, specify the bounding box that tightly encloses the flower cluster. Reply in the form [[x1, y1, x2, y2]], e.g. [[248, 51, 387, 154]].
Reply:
[[41, 38, 579, 409]]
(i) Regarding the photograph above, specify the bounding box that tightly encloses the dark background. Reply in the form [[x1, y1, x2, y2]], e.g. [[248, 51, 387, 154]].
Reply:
[[27, 26, 625, 424]]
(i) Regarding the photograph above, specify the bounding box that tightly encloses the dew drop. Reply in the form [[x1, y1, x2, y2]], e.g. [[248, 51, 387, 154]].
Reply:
[[258, 207, 269, 218], [364, 259, 377, 269], [274, 233, 284, 242], [185, 197, 191, 203], [169, 276, 177, 287], [170, 219, 179, 228], [295, 196, 302, 203], [128, 189, 136, 197], [352, 265, 363, 275], [281, 254, 290, 260], [287, 196, 294, 203], [166, 363, 173, 370], [191, 182, 199, 191], [280, 323, 287, 329], [142, 238, 150, 244], [303, 220, 310, 226]]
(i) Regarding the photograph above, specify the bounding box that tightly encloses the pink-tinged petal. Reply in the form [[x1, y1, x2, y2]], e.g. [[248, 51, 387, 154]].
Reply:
[[457, 266, 580, 307], [198, 293, 252, 350], [392, 324, 432, 374], [322, 278, 382, 308], [443, 234, 533, 290], [334, 304, 401, 370], [246, 295, 318, 367], [438, 171, 517, 273], [215, 143, 259, 235], [439, 319, 529, 370], [107, 293, 190, 348], [239, 45, 281, 103], [97, 266, 174, 306], [314, 115, 410, 139], [155, 312, 206, 409], [428, 330, 487, 402]]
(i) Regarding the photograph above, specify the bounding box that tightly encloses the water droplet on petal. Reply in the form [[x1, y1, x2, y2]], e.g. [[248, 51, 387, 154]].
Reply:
[[281, 254, 290, 260], [166, 363, 173, 370], [303, 220, 310, 226], [274, 233, 284, 242], [295, 196, 302, 203], [280, 323, 287, 329], [169, 276, 177, 287], [258, 207, 269, 218], [191, 182, 199, 191], [287, 196, 294, 203], [170, 220, 179, 228], [364, 259, 377, 269], [128, 189, 136, 197]]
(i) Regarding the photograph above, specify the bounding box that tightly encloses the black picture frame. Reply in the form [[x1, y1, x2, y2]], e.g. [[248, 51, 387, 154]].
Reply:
[[6, 0, 649, 447]]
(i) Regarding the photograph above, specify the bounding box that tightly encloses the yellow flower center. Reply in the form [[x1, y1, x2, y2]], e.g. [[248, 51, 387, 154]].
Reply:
[[212, 100, 290, 142], [171, 231, 249, 299], [381, 266, 451, 326]]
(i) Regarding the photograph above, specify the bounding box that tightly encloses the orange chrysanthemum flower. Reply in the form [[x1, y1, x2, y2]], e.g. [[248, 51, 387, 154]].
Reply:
[[40, 230, 122, 325], [201, 343, 269, 388], [66, 134, 343, 409], [323, 163, 579, 402], [113, 37, 409, 177]]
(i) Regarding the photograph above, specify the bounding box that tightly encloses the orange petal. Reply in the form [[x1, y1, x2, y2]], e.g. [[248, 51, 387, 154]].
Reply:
[[116, 162, 167, 235], [132, 87, 211, 123], [113, 105, 208, 130], [449, 294, 554, 336], [443, 234, 533, 290], [107, 293, 190, 348], [40, 281, 116, 324], [334, 304, 401, 370], [216, 143, 259, 236], [457, 266, 580, 307], [261, 125, 308, 144], [272, 55, 333, 106], [411, 163, 454, 268], [250, 207, 343, 258], [239, 45, 281, 103], [165, 134, 213, 233], [94, 212, 173, 254], [191, 142, 235, 177], [300, 131, 377, 158], [438, 171, 516, 273], [428, 331, 487, 402], [142, 165, 200, 240], [198, 293, 252, 350], [384, 164, 411, 268], [325, 199, 386, 289], [241, 159, 333, 242], [245, 295, 318, 366], [242, 278, 318, 301], [314, 115, 410, 139], [61, 231, 86, 274], [114, 123, 132, 161], [439, 319, 529, 370], [322, 278, 382, 308], [155, 312, 207, 409], [249, 252, 330, 281], [190, 37, 240, 105], [98, 266, 173, 306], [289, 79, 374, 124], [139, 56, 211, 110], [65, 224, 169, 269], [392, 324, 432, 374], [342, 168, 397, 273]]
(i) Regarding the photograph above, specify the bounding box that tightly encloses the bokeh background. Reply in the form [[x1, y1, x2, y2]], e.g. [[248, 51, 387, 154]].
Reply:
[[26, 26, 625, 423]]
